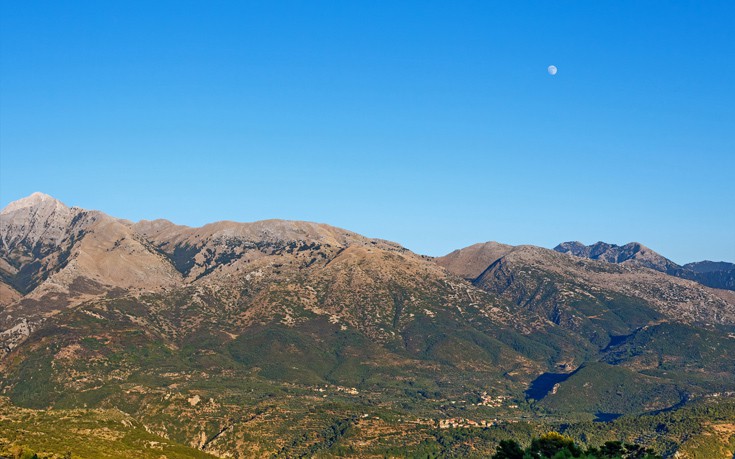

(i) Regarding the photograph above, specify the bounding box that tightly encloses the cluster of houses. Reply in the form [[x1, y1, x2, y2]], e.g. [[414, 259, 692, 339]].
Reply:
[[476, 392, 516, 408], [311, 385, 360, 395], [437, 417, 518, 429]]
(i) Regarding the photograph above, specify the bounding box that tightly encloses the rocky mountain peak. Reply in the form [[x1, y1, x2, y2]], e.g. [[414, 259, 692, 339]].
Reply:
[[553, 241, 592, 257], [0, 192, 77, 249], [552, 240, 735, 290], [0, 193, 183, 300], [555, 240, 663, 265], [0, 191, 65, 215]]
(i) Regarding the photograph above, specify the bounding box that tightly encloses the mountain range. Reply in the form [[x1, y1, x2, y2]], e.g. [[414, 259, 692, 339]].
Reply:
[[1, 192, 734, 458]]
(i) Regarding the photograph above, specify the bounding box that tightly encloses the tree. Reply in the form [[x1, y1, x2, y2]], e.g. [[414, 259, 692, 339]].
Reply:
[[529, 432, 583, 458], [489, 432, 662, 459], [492, 439, 525, 459], [600, 441, 624, 458]]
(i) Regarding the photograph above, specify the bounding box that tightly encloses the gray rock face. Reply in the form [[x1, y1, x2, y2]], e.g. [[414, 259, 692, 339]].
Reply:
[[0, 193, 81, 293], [554, 241, 735, 291], [0, 192, 76, 246], [554, 241, 680, 273]]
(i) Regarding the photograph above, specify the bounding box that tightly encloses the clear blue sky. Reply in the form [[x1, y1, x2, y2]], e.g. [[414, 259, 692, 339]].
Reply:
[[1, 1, 733, 263]]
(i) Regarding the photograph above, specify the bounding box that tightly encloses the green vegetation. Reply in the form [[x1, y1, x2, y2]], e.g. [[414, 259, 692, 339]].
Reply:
[[535, 362, 684, 415], [0, 398, 219, 459]]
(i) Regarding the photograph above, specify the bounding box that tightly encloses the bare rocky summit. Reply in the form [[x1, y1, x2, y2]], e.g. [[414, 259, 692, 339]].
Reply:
[[554, 241, 680, 273], [1, 193, 180, 296], [555, 241, 735, 291]]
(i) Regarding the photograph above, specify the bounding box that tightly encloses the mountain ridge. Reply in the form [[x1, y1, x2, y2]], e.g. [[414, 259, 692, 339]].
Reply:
[[554, 240, 735, 291]]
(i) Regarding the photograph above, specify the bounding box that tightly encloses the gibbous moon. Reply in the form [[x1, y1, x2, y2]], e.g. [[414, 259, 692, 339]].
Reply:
[[548, 65, 558, 75]]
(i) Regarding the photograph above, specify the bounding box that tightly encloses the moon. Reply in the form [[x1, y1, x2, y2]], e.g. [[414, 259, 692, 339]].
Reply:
[[548, 65, 558, 75]]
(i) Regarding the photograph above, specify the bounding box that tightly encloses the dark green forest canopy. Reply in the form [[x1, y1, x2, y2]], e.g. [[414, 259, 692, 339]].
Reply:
[[491, 432, 661, 459]]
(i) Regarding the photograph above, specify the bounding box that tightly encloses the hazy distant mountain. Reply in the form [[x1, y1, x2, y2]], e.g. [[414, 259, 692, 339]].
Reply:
[[2, 193, 735, 457], [554, 241, 735, 291], [553, 241, 681, 273], [683, 260, 735, 273]]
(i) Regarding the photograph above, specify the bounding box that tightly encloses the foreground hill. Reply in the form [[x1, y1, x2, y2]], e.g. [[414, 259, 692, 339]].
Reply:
[[1, 193, 734, 457]]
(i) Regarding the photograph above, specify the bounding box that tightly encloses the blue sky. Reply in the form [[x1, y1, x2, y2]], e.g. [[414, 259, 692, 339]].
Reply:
[[1, 1, 733, 263]]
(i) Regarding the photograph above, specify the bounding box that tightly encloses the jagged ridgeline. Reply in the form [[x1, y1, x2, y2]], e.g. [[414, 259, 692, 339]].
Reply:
[[1, 193, 734, 458]]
